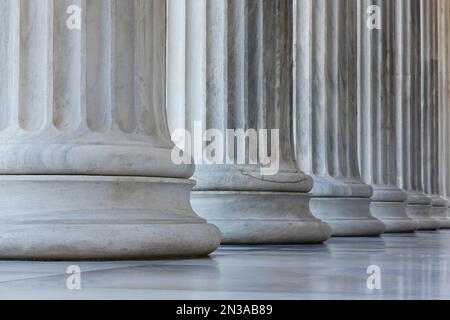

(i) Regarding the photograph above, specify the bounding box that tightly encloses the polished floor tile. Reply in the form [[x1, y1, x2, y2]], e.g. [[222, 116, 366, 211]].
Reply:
[[0, 231, 450, 299]]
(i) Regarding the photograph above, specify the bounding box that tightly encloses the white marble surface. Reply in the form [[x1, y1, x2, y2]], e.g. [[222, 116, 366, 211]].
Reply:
[[421, 0, 449, 226], [0, 0, 220, 259], [295, 0, 384, 236], [357, 0, 417, 233], [1, 231, 450, 300], [167, 0, 330, 244], [0, 176, 221, 260], [439, 0, 450, 227], [0, 0, 190, 178], [395, 0, 438, 230]]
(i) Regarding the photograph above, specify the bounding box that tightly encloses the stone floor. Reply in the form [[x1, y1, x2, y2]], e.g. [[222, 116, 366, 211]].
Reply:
[[0, 231, 450, 300]]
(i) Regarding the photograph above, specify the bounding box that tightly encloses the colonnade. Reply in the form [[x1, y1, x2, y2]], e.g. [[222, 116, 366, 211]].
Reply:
[[167, 0, 450, 242], [0, 0, 449, 259]]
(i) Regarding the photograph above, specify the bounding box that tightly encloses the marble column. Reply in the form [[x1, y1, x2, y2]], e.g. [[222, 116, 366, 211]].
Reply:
[[396, 0, 437, 230], [438, 0, 450, 229], [357, 0, 417, 233], [296, 0, 385, 236], [0, 0, 220, 260], [421, 0, 448, 229], [167, 0, 331, 244]]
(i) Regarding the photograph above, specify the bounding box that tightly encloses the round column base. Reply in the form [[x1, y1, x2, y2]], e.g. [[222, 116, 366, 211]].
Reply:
[[370, 202, 417, 233], [191, 191, 331, 244], [441, 208, 450, 229], [436, 220, 450, 229], [430, 206, 450, 229], [406, 204, 439, 230], [0, 176, 221, 260], [439, 212, 450, 229], [309, 197, 386, 237]]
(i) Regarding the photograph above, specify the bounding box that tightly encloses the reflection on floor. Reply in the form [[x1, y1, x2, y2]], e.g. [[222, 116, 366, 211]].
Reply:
[[0, 231, 449, 300]]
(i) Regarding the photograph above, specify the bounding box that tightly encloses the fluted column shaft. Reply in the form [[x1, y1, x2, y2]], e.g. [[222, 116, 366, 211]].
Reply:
[[421, 0, 448, 229], [395, 0, 437, 230], [438, 0, 450, 228], [0, 0, 188, 177], [358, 0, 416, 233], [0, 0, 220, 259], [296, 0, 385, 236], [168, 0, 331, 244]]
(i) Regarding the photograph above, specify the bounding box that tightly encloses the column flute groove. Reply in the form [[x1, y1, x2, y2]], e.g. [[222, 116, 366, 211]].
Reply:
[[421, 0, 447, 229], [0, 0, 220, 260], [438, 0, 450, 228], [167, 0, 331, 244], [296, 0, 386, 236], [358, 0, 417, 233], [396, 0, 436, 230]]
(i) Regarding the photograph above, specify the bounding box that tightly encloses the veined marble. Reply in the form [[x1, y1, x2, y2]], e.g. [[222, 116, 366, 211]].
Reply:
[[295, 0, 385, 236], [438, 0, 450, 229], [1, 232, 450, 300], [421, 0, 449, 229], [0, 0, 220, 260], [358, 0, 417, 233], [167, 0, 331, 244], [394, 0, 438, 230]]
